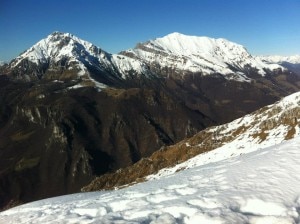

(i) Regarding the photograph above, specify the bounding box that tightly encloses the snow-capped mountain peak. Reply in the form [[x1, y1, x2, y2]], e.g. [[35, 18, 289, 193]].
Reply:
[[11, 31, 105, 67], [123, 32, 283, 80], [148, 32, 248, 58], [8, 31, 151, 86]]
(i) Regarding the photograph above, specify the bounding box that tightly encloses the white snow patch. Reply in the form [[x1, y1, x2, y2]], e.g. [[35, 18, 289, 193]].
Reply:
[[67, 83, 84, 90]]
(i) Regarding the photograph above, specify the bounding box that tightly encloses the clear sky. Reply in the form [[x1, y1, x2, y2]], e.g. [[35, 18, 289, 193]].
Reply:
[[0, 0, 299, 62]]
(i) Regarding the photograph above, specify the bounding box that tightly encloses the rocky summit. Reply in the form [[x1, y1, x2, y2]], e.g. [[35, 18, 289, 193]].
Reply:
[[1, 32, 300, 210]]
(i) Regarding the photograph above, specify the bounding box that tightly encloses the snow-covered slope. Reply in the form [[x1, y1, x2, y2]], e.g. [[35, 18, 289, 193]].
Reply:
[[122, 32, 283, 81], [147, 91, 300, 180], [1, 136, 300, 223]]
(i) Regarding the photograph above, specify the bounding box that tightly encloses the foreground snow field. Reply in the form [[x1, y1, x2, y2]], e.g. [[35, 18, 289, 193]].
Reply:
[[1, 136, 300, 224]]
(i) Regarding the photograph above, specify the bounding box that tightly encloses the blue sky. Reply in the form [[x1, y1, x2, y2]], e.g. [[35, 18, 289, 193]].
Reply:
[[0, 0, 299, 62]]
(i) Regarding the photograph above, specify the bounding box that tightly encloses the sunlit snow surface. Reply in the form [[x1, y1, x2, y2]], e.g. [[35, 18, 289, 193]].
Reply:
[[1, 136, 300, 223]]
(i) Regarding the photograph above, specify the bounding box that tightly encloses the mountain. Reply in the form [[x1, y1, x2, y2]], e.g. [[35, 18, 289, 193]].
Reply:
[[1, 115, 300, 223], [121, 32, 283, 81], [1, 32, 300, 210], [83, 91, 300, 191], [1, 32, 291, 84], [1, 31, 150, 86], [258, 55, 300, 75]]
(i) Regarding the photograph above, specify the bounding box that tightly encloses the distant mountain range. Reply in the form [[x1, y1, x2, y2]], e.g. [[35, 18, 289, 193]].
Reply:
[[0, 32, 300, 210], [257, 55, 300, 74], [258, 54, 300, 64]]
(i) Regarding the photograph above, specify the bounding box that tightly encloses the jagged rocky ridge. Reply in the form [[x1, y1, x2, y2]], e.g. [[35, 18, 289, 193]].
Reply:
[[83, 91, 300, 191], [1, 32, 300, 210]]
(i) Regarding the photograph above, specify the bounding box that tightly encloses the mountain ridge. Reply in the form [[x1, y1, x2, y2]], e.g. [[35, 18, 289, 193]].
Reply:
[[2, 31, 289, 84]]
